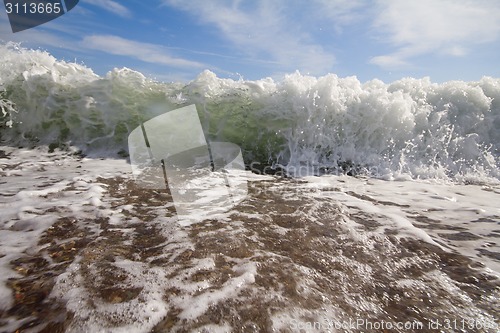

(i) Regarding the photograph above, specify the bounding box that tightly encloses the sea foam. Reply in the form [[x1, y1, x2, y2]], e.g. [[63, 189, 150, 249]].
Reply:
[[1, 43, 499, 183]]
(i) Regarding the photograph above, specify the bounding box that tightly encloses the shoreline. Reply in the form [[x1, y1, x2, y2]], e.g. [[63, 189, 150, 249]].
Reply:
[[0, 147, 499, 332]]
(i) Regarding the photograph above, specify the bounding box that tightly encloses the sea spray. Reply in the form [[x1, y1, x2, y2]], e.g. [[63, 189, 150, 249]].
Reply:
[[0, 42, 499, 182], [0, 43, 173, 153], [0, 95, 16, 128]]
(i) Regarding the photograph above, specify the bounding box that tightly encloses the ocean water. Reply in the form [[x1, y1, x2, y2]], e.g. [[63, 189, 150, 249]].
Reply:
[[0, 43, 499, 332]]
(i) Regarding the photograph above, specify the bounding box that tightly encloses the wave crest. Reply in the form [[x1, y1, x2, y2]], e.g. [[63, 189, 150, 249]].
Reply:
[[1, 43, 499, 183]]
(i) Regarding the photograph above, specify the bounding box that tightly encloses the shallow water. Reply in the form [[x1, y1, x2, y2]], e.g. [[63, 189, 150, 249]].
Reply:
[[0, 147, 499, 332]]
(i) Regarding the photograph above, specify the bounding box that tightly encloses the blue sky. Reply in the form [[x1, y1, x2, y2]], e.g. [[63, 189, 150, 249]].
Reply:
[[1, 0, 499, 83]]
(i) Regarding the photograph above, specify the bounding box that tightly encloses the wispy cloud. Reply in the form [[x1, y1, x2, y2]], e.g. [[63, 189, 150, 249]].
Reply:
[[162, 0, 335, 75], [312, 0, 369, 33], [1, 28, 78, 51], [370, 0, 500, 69], [82, 35, 205, 68], [81, 0, 132, 18]]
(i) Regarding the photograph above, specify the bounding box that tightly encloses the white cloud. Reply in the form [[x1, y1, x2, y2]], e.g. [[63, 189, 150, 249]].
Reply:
[[371, 0, 500, 69], [162, 0, 335, 75], [82, 35, 205, 68], [370, 54, 410, 69], [82, 0, 132, 18], [312, 0, 369, 32]]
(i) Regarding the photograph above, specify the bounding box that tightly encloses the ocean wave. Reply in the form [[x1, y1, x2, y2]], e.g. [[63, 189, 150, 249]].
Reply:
[[0, 42, 499, 183]]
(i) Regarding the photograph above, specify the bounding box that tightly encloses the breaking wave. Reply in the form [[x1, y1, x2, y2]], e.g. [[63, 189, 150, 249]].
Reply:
[[1, 42, 499, 182]]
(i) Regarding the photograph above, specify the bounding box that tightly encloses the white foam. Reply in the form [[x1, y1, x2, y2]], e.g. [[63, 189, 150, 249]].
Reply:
[[0, 147, 130, 311], [304, 175, 500, 273], [1, 43, 499, 183], [167, 258, 257, 321], [52, 259, 170, 333]]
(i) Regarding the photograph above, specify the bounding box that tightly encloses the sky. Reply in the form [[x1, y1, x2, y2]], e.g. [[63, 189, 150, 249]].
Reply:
[[1, 0, 499, 83]]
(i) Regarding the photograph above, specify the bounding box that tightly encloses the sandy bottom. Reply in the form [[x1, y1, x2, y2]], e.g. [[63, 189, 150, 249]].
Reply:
[[0, 146, 499, 332]]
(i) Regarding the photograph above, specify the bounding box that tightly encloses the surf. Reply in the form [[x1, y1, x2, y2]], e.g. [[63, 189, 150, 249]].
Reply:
[[1, 42, 499, 183]]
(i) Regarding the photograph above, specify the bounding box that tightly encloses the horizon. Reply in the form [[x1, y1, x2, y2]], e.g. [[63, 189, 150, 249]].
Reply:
[[1, 0, 500, 83]]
